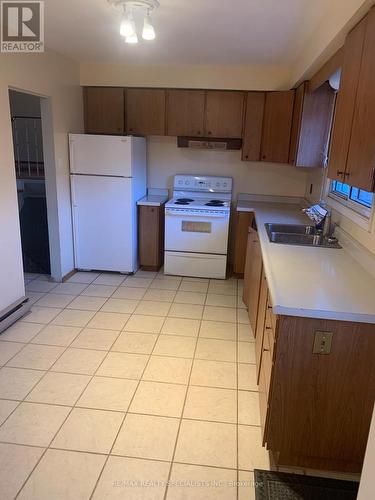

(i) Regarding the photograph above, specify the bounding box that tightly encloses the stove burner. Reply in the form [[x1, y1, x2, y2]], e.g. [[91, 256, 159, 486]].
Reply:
[[176, 198, 194, 203], [175, 201, 190, 205], [205, 201, 225, 207], [210, 200, 224, 203]]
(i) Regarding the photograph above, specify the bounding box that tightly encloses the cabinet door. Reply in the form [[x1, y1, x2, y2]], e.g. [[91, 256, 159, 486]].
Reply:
[[204, 91, 245, 138], [255, 269, 268, 380], [138, 205, 164, 270], [247, 229, 263, 333], [327, 18, 367, 182], [242, 232, 254, 307], [84, 87, 125, 135], [288, 83, 306, 165], [260, 90, 295, 163], [127, 89, 166, 136], [242, 92, 265, 161], [346, 8, 375, 191], [233, 211, 254, 275], [166, 90, 205, 136]]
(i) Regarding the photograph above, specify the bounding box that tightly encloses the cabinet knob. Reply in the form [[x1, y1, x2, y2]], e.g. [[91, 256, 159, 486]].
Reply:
[[336, 170, 345, 176], [208, 131, 212, 135], [262, 155, 266, 160], [197, 131, 201, 135]]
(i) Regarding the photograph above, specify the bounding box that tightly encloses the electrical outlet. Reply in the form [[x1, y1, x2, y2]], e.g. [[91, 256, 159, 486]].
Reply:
[[313, 331, 333, 354]]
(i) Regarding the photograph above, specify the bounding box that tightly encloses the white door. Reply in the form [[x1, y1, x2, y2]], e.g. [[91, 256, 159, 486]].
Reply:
[[69, 134, 132, 177], [71, 175, 133, 272]]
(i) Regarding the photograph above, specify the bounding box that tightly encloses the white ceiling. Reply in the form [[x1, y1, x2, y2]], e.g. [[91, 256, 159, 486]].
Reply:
[[44, 0, 331, 66]]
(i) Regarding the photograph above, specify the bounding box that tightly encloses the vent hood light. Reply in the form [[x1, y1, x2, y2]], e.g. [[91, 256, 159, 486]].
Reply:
[[120, 11, 136, 37], [142, 14, 156, 40]]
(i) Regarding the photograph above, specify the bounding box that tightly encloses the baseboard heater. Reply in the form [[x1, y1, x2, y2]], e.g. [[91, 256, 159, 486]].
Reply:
[[177, 137, 242, 150], [0, 297, 31, 334]]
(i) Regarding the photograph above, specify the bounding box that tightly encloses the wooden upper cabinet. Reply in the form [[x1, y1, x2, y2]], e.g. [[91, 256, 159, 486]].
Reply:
[[126, 89, 166, 136], [328, 17, 367, 184], [260, 90, 295, 163], [346, 8, 375, 191], [289, 82, 336, 168], [242, 92, 265, 161], [84, 87, 125, 135], [204, 91, 245, 138], [166, 90, 205, 136]]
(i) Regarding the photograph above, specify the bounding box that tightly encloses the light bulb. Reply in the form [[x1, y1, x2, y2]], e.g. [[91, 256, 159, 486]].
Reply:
[[120, 12, 136, 38], [142, 14, 156, 40], [125, 33, 138, 44]]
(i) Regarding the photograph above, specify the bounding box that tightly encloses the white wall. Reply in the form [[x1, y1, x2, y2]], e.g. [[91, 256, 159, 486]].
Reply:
[[0, 49, 83, 311]]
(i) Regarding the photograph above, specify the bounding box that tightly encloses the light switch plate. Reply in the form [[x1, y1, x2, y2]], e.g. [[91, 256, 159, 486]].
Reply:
[[313, 331, 333, 354]]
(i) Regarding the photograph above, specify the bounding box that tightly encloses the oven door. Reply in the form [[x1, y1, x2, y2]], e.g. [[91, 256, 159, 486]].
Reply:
[[165, 210, 230, 254]]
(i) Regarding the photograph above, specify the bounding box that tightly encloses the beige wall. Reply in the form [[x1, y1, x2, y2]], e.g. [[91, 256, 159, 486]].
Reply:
[[0, 49, 83, 308], [80, 63, 292, 91]]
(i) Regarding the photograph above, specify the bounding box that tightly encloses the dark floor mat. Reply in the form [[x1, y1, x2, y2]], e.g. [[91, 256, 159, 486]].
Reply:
[[254, 470, 359, 500]]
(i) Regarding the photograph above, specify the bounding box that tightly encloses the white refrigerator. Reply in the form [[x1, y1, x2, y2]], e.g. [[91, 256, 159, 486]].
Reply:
[[69, 134, 146, 273]]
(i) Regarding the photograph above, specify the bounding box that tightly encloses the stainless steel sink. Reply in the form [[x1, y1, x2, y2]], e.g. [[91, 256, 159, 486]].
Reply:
[[264, 223, 341, 248]]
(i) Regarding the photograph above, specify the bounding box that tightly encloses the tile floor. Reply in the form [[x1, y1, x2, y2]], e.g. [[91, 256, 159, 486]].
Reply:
[[2, 269, 354, 499]]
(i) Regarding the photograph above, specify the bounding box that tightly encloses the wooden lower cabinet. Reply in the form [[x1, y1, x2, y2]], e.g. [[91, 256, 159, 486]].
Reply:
[[138, 204, 165, 271], [257, 296, 375, 473], [233, 211, 254, 276]]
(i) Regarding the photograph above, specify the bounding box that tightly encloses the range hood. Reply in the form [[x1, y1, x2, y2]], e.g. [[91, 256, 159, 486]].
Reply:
[[177, 137, 242, 151]]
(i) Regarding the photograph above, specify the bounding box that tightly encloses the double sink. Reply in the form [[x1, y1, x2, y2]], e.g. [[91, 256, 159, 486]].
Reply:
[[265, 223, 341, 248]]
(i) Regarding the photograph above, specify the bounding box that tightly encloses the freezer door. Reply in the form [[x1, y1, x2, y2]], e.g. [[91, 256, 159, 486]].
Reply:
[[71, 175, 135, 272], [69, 134, 132, 177]]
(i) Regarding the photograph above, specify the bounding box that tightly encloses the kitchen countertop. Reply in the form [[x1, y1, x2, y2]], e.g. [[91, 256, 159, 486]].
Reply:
[[237, 199, 375, 324], [137, 195, 168, 207]]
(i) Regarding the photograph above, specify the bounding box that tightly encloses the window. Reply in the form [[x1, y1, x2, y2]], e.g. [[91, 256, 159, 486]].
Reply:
[[329, 180, 373, 217]]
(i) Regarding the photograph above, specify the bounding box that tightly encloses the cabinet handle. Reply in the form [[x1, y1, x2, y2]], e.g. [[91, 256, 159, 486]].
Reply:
[[208, 131, 212, 135], [197, 131, 201, 135], [262, 155, 266, 160], [263, 348, 270, 352], [267, 305, 272, 310], [336, 170, 345, 176], [344, 172, 350, 179], [265, 326, 272, 330], [245, 155, 249, 160]]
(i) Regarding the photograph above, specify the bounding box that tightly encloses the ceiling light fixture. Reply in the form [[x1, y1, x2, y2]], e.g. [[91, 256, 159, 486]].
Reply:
[[109, 0, 159, 44]]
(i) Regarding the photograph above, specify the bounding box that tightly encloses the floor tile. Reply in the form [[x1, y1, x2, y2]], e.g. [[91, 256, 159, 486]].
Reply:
[[7, 344, 64, 370], [52, 347, 106, 375], [142, 289, 176, 302], [167, 463, 237, 500], [238, 342, 256, 364], [238, 364, 258, 391], [237, 309, 250, 324], [113, 413, 179, 461], [0, 322, 44, 342], [67, 295, 107, 311], [208, 282, 237, 296], [174, 291, 206, 305], [238, 323, 255, 342], [178, 281, 208, 293], [183, 277, 209, 283], [199, 320, 236, 341], [26, 280, 58, 293], [0, 341, 25, 365], [122, 277, 153, 288], [112, 287, 146, 300], [87, 312, 130, 330], [0, 402, 70, 446], [184, 386, 237, 423], [111, 332, 158, 354], [101, 298, 139, 314], [238, 425, 270, 470], [135, 270, 158, 278], [195, 338, 236, 362], [77, 376, 138, 412], [52, 408, 123, 453], [52, 282, 88, 295], [30, 324, 81, 347], [26, 372, 90, 405], [18, 449, 105, 500], [203, 306, 236, 323], [36, 293, 76, 308], [0, 400, 18, 425], [67, 271, 100, 284], [93, 273, 126, 286], [143, 356, 192, 384], [238, 470, 256, 500], [134, 300, 171, 317], [0, 443, 44, 500], [238, 391, 261, 426], [130, 381, 187, 417], [175, 419, 237, 468], [97, 352, 148, 379], [153, 335, 196, 358], [150, 279, 180, 290], [51, 309, 95, 328], [81, 284, 117, 298], [190, 360, 237, 389], [92, 456, 170, 500], [22, 306, 62, 324], [124, 315, 164, 333], [71, 328, 119, 350], [161, 317, 200, 338], [26, 292, 45, 305], [0, 367, 44, 399], [168, 303, 203, 320], [205, 293, 237, 308]]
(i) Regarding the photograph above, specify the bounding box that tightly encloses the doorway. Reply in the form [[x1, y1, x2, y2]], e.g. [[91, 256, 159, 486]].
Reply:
[[9, 90, 51, 276]]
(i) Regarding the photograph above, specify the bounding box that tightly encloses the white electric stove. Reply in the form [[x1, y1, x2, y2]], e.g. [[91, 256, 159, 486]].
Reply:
[[164, 175, 232, 279]]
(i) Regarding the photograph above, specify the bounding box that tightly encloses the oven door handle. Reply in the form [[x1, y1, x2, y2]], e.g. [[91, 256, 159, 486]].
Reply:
[[165, 211, 229, 219]]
